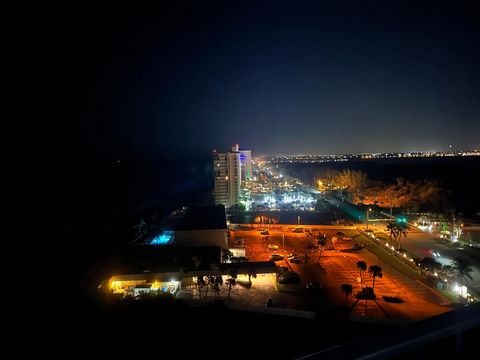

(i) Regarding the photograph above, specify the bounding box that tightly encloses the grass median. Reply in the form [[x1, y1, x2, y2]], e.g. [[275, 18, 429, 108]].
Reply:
[[357, 234, 425, 282]]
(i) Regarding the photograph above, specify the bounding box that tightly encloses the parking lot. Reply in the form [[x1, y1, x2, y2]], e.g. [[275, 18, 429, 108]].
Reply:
[[230, 225, 451, 322]]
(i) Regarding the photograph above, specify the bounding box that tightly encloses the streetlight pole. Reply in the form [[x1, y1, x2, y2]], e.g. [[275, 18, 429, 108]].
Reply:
[[282, 233, 285, 252], [297, 215, 300, 226], [386, 196, 393, 217], [366, 208, 371, 230]]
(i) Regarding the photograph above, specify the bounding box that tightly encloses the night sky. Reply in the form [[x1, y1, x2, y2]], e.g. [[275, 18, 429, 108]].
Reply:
[[5, 1, 480, 158]]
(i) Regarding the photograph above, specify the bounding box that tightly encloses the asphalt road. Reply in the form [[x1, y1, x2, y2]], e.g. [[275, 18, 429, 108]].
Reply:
[[373, 226, 480, 296]]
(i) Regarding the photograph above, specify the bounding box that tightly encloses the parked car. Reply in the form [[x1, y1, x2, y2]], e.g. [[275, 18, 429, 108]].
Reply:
[[288, 256, 301, 264], [269, 254, 284, 262], [267, 244, 279, 251], [260, 230, 270, 235], [336, 231, 345, 236], [277, 272, 301, 284]]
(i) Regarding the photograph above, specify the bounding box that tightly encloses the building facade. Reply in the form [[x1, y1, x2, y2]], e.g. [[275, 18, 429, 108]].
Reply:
[[213, 144, 242, 207], [213, 151, 229, 206], [239, 149, 252, 181]]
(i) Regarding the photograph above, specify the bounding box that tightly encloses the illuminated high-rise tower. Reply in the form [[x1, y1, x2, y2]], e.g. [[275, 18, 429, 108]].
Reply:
[[213, 150, 228, 206], [239, 149, 252, 180], [213, 144, 242, 207]]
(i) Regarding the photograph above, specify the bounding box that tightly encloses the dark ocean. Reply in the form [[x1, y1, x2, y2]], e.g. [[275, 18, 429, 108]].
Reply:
[[6, 154, 214, 284]]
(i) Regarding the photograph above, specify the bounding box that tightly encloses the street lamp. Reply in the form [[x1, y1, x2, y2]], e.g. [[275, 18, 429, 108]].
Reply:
[[297, 215, 300, 226], [366, 208, 372, 230]]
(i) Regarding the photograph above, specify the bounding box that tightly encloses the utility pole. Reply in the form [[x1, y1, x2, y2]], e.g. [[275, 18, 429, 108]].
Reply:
[[366, 208, 372, 230]]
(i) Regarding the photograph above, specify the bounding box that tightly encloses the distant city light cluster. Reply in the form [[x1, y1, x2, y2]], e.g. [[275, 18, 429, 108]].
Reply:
[[265, 150, 480, 164], [239, 161, 319, 211]]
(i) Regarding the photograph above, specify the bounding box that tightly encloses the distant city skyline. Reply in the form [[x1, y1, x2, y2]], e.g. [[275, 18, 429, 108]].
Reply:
[[259, 149, 479, 162], [249, 147, 480, 158]]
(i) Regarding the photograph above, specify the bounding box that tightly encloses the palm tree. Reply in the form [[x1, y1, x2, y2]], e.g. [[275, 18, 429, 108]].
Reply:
[[356, 261, 367, 288], [266, 216, 272, 229], [226, 268, 238, 299], [271, 216, 280, 229], [451, 257, 473, 286], [207, 263, 222, 298], [225, 278, 236, 298], [210, 275, 222, 297], [340, 284, 353, 307], [197, 276, 206, 298], [217, 274, 223, 288], [395, 224, 408, 250], [368, 265, 383, 293], [386, 222, 408, 250], [386, 222, 397, 239], [313, 237, 327, 265]]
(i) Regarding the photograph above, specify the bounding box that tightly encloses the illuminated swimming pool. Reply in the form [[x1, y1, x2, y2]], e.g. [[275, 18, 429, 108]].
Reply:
[[150, 231, 173, 245]]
